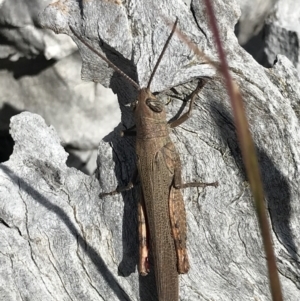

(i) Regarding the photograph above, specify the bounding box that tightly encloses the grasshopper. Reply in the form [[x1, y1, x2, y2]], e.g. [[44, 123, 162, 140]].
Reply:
[[71, 19, 218, 301]]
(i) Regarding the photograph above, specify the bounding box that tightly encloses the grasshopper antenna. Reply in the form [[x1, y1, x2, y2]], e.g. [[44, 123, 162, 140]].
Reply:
[[147, 17, 178, 89], [69, 26, 141, 90]]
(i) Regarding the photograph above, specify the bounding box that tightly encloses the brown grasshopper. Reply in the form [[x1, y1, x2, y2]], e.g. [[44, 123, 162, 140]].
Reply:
[[71, 19, 218, 301]]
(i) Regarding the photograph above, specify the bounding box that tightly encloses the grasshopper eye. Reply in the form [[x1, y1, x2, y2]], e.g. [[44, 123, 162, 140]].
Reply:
[[146, 99, 163, 112]]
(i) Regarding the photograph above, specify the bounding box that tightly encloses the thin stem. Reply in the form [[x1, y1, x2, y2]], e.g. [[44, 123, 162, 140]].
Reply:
[[202, 1, 283, 300]]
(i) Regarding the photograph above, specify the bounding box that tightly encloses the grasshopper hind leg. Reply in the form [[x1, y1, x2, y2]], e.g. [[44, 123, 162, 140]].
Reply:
[[168, 186, 190, 274], [162, 142, 190, 273], [138, 192, 150, 276], [169, 149, 218, 274]]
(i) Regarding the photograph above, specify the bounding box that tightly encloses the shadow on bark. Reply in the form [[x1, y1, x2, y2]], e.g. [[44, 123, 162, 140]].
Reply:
[[0, 55, 56, 79], [98, 55, 159, 298], [0, 164, 132, 301], [209, 101, 299, 268], [0, 103, 22, 163]]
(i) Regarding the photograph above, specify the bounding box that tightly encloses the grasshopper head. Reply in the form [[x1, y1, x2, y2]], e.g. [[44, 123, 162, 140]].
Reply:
[[133, 88, 165, 116], [133, 88, 167, 136]]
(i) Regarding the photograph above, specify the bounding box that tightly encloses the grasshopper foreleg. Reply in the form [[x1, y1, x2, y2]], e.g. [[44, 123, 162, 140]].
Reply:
[[169, 78, 208, 129], [99, 167, 138, 197]]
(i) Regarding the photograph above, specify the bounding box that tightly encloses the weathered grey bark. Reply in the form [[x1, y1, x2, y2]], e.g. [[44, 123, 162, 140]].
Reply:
[[0, 0, 300, 300]]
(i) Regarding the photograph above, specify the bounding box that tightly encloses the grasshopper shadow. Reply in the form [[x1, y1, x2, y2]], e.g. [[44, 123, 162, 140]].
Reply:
[[209, 101, 299, 268], [100, 61, 159, 298], [102, 125, 159, 301]]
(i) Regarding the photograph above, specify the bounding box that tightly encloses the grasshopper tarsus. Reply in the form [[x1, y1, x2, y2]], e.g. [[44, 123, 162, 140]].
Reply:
[[212, 181, 219, 188], [196, 77, 209, 90], [178, 181, 218, 189], [99, 179, 137, 198], [99, 190, 119, 198], [99, 167, 138, 198]]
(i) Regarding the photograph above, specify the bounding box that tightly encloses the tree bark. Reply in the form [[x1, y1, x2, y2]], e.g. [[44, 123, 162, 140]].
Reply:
[[0, 0, 299, 300]]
